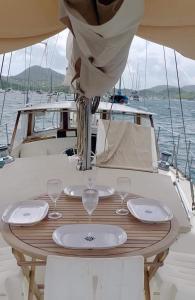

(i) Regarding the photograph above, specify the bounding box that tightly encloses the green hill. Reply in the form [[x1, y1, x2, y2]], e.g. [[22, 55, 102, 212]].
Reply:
[[0, 66, 195, 99], [0, 65, 66, 91]]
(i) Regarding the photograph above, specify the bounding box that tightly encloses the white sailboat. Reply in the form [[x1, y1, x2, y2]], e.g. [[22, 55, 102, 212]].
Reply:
[[0, 1, 195, 300]]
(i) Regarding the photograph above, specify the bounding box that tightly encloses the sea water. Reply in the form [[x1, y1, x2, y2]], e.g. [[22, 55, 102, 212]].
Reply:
[[0, 91, 194, 181]]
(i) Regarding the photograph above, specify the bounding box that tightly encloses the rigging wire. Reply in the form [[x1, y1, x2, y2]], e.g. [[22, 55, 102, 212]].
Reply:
[[126, 61, 133, 89], [48, 34, 60, 97], [135, 63, 139, 90], [0, 52, 13, 124], [0, 54, 5, 88], [23, 48, 27, 104], [38, 41, 49, 103], [163, 46, 175, 145], [39, 41, 48, 67], [26, 46, 32, 105], [49, 34, 60, 69], [173, 50, 189, 173], [144, 40, 148, 106], [121, 77, 126, 93]]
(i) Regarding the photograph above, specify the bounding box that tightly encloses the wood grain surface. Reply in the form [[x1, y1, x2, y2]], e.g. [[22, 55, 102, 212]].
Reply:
[[2, 193, 179, 260]]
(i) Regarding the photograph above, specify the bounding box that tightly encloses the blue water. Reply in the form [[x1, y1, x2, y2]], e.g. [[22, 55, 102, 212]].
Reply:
[[0, 91, 195, 181], [129, 98, 195, 181]]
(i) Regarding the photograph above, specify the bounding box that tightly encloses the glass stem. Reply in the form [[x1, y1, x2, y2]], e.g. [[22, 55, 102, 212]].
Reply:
[[121, 197, 125, 209], [89, 214, 92, 223], [88, 215, 92, 238], [54, 201, 56, 212]]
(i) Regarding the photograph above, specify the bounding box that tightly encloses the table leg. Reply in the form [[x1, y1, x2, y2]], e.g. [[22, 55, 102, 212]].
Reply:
[[12, 248, 44, 300], [144, 249, 169, 299], [144, 259, 151, 300], [28, 258, 36, 300], [148, 249, 169, 280]]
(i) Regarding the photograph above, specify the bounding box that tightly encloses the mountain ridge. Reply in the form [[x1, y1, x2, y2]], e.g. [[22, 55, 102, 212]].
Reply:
[[0, 65, 195, 99]]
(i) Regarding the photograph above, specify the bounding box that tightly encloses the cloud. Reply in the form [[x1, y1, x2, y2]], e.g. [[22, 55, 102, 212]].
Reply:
[[1, 31, 195, 88]]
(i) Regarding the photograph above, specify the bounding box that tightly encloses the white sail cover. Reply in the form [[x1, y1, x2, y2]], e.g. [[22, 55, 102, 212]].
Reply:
[[96, 119, 158, 172], [60, 0, 144, 97]]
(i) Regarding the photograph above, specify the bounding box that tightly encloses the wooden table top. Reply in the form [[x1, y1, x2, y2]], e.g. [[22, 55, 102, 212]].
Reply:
[[1, 193, 179, 260]]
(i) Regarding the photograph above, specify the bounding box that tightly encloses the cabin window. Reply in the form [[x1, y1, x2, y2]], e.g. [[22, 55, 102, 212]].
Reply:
[[141, 116, 151, 127], [111, 113, 135, 124], [33, 111, 60, 132]]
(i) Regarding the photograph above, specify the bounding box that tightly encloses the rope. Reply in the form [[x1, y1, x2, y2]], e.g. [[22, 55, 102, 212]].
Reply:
[[91, 96, 100, 114], [163, 46, 175, 145], [76, 95, 87, 158], [0, 52, 13, 125], [174, 50, 189, 173]]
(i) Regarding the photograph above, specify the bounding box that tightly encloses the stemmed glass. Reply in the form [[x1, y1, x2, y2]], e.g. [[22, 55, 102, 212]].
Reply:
[[82, 188, 99, 241], [116, 177, 131, 216], [86, 166, 97, 189], [47, 178, 63, 219]]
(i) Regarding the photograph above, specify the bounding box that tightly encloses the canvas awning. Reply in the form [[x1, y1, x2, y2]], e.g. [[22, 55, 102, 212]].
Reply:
[[0, 0, 194, 58]]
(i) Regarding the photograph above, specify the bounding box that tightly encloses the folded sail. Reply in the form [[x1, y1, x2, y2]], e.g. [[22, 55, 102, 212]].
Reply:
[[60, 0, 144, 97]]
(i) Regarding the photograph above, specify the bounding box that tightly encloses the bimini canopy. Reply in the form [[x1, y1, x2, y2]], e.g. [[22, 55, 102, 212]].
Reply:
[[1, 0, 194, 59], [1, 0, 195, 97]]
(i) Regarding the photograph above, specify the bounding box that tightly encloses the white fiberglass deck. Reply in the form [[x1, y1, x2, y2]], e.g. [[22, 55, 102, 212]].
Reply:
[[0, 154, 190, 232]]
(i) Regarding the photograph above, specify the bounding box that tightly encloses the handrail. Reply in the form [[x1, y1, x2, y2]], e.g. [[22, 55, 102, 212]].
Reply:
[[157, 125, 195, 209], [0, 122, 10, 146]]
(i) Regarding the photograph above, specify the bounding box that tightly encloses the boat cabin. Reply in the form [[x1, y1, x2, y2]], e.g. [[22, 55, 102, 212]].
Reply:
[[10, 101, 155, 162]]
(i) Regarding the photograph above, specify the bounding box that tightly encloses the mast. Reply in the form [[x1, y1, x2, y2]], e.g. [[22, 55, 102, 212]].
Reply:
[[77, 97, 92, 170], [118, 77, 122, 95], [50, 70, 53, 94]]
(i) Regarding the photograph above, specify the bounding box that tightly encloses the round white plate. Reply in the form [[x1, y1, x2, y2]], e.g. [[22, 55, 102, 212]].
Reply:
[[127, 198, 173, 223], [64, 185, 115, 198], [2, 200, 49, 225], [53, 224, 127, 249]]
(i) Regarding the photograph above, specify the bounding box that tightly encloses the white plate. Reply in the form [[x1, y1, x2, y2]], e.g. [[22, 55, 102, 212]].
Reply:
[[127, 198, 173, 223], [64, 185, 115, 198], [52, 224, 127, 249], [2, 200, 49, 225]]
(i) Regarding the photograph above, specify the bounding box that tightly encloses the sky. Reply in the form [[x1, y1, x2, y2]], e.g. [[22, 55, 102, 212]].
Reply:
[[1, 29, 195, 89]]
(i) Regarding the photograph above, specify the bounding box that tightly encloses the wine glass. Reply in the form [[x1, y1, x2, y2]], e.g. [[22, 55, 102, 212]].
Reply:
[[86, 166, 97, 189], [82, 188, 99, 241], [116, 177, 131, 215], [47, 178, 63, 219]]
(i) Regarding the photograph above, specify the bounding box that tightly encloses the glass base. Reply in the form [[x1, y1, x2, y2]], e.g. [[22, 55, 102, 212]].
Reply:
[[48, 211, 62, 219], [116, 208, 129, 216]]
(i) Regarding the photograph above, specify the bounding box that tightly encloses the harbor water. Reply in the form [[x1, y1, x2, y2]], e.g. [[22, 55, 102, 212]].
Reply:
[[0, 91, 194, 181]]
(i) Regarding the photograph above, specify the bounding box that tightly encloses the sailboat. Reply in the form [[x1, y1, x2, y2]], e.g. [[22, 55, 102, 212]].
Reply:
[[109, 77, 128, 104], [0, 1, 195, 299]]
